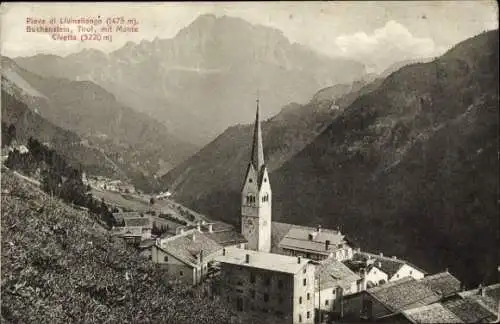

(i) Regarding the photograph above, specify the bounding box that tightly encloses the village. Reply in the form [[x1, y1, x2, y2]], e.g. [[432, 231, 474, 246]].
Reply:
[[106, 103, 500, 324]]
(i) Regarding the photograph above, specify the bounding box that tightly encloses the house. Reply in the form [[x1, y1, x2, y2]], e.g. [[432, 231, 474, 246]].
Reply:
[[111, 211, 142, 225], [341, 277, 442, 322], [442, 294, 497, 323], [151, 229, 223, 285], [213, 246, 316, 324], [419, 271, 461, 298], [314, 256, 361, 322], [344, 252, 426, 290], [271, 222, 354, 262], [111, 216, 152, 244]]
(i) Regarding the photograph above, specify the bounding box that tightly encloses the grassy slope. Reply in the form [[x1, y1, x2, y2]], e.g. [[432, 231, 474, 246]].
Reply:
[[0, 170, 234, 323]]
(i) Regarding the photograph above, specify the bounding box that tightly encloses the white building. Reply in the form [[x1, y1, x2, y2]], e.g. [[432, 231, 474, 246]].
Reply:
[[214, 246, 316, 324]]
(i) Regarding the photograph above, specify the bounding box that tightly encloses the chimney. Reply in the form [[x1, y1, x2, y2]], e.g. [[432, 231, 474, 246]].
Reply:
[[196, 221, 202, 232], [392, 256, 397, 260], [377, 261, 382, 268], [245, 254, 250, 263], [325, 240, 331, 250], [223, 248, 226, 256], [478, 283, 485, 297], [179, 228, 185, 235], [317, 225, 322, 233], [192, 233, 196, 241], [356, 247, 361, 253], [208, 224, 213, 233], [202, 220, 206, 225], [379, 252, 383, 257], [298, 256, 301, 264]]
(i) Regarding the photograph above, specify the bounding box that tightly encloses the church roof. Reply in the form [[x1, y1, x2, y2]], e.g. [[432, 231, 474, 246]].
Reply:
[[250, 99, 265, 176]]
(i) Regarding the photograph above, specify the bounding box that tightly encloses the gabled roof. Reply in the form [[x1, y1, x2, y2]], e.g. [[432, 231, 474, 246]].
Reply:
[[442, 295, 497, 323], [368, 277, 440, 312], [215, 246, 311, 275], [419, 271, 461, 297], [158, 229, 222, 267], [273, 222, 347, 255], [316, 257, 361, 290], [401, 303, 464, 323], [458, 283, 500, 314], [124, 217, 150, 228]]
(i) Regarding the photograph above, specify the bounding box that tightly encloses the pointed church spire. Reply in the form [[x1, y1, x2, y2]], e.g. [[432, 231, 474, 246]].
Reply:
[[251, 97, 265, 173]]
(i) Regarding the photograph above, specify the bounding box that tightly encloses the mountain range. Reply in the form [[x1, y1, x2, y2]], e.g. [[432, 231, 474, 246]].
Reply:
[[14, 14, 368, 146], [162, 30, 499, 287], [1, 56, 196, 191]]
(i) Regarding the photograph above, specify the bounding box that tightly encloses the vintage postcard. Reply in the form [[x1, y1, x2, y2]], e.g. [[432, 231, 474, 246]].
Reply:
[[1, 2, 498, 323]]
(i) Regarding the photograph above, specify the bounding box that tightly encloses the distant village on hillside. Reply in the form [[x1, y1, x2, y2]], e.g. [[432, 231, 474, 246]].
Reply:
[[81, 102, 499, 324]]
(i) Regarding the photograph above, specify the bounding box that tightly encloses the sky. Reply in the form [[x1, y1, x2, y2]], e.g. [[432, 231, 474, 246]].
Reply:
[[1, 1, 498, 72]]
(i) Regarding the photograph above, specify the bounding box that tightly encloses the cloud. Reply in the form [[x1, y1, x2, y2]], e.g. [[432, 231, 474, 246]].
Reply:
[[334, 20, 447, 73]]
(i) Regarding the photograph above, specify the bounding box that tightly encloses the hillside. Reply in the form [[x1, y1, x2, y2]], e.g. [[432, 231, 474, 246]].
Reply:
[[1, 90, 119, 177], [271, 30, 499, 287], [14, 14, 367, 145], [1, 56, 197, 190], [0, 170, 235, 323], [161, 77, 383, 217]]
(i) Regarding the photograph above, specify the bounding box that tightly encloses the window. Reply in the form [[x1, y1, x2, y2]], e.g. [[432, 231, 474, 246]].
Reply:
[[299, 314, 302, 323], [396, 274, 400, 278], [163, 256, 168, 262], [307, 293, 310, 300], [410, 270, 413, 275], [278, 280, 283, 288], [265, 278, 271, 286], [250, 273, 255, 283], [325, 300, 329, 306], [307, 311, 310, 319], [299, 297, 302, 304], [148, 255, 152, 260], [303, 278, 307, 286], [249, 178, 253, 183], [179, 271, 184, 276], [237, 297, 243, 312], [332, 289, 336, 295], [263, 293, 269, 302], [303, 267, 307, 274]]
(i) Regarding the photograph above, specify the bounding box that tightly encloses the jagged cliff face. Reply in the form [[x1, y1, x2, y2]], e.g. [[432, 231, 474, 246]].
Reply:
[[15, 14, 367, 145]]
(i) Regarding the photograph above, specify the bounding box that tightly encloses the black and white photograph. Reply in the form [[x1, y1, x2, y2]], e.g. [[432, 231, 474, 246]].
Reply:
[[0, 2, 499, 323]]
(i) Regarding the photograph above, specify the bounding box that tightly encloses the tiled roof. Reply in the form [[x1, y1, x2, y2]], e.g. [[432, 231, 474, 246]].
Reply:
[[442, 295, 497, 323], [215, 246, 311, 274], [112, 211, 142, 224], [159, 229, 222, 266], [419, 271, 461, 297], [270, 222, 293, 252], [138, 239, 156, 249], [316, 257, 361, 290], [205, 230, 247, 247], [274, 222, 346, 255], [124, 217, 151, 227], [459, 283, 500, 314], [402, 303, 464, 323], [368, 277, 441, 312]]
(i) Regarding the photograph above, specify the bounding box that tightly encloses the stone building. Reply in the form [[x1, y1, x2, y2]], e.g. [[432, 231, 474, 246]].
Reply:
[[214, 246, 316, 323]]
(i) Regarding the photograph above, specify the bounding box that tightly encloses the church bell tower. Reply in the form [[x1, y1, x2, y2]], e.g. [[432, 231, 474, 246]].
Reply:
[[241, 98, 272, 253]]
